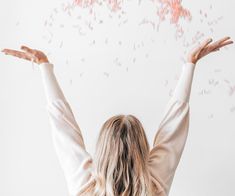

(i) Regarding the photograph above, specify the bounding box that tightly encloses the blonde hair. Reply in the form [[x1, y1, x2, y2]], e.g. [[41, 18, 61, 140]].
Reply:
[[81, 114, 153, 196]]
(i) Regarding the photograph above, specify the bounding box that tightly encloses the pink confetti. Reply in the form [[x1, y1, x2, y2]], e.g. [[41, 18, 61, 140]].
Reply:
[[175, 23, 184, 39], [74, 0, 191, 25], [74, 0, 122, 12], [155, 0, 192, 24], [228, 85, 235, 96]]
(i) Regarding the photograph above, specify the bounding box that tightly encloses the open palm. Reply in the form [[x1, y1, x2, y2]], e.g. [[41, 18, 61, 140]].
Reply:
[[188, 36, 233, 64], [1, 46, 49, 64]]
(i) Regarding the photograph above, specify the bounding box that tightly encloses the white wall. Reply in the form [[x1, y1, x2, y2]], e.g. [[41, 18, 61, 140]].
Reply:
[[0, 0, 235, 195]]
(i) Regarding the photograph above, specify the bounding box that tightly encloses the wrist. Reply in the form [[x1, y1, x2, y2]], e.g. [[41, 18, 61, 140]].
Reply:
[[187, 61, 196, 65], [186, 58, 197, 65], [38, 61, 53, 71], [184, 61, 196, 71], [39, 59, 49, 64]]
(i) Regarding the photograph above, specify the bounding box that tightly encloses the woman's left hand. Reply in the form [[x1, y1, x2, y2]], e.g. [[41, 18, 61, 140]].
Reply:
[[1, 45, 49, 64], [187, 36, 233, 64]]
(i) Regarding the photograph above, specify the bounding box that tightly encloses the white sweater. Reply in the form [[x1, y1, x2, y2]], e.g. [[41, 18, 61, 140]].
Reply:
[[39, 61, 196, 196]]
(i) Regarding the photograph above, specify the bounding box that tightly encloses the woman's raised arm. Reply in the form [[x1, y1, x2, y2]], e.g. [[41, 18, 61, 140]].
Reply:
[[2, 46, 94, 195], [147, 37, 233, 195]]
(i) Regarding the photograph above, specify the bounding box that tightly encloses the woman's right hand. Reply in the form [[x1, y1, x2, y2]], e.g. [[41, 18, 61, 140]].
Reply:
[[187, 36, 233, 64], [1, 45, 49, 65]]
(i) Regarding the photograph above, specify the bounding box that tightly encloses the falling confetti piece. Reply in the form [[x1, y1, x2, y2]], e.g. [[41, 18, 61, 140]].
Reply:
[[54, 8, 58, 13], [223, 79, 230, 84], [139, 18, 156, 29], [228, 85, 235, 96], [208, 79, 219, 86], [105, 38, 109, 44], [164, 80, 168, 86], [89, 39, 96, 45], [133, 44, 136, 51], [198, 89, 211, 95], [59, 41, 63, 48], [169, 88, 173, 97], [133, 57, 136, 63], [214, 69, 222, 73], [175, 24, 184, 39], [230, 106, 235, 113], [114, 57, 122, 66], [104, 72, 110, 77], [208, 114, 214, 119]]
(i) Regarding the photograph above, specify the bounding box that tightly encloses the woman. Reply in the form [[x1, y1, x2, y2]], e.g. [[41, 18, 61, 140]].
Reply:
[[2, 37, 233, 196]]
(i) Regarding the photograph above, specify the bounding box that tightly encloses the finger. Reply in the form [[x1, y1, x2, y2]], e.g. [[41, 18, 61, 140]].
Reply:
[[217, 40, 233, 48], [2, 49, 24, 56], [200, 38, 213, 50], [11, 52, 32, 61], [191, 38, 213, 59], [20, 45, 36, 55], [211, 37, 231, 48], [211, 48, 220, 52], [217, 36, 231, 44], [211, 40, 233, 50], [2, 49, 32, 61], [206, 40, 233, 54], [191, 38, 213, 55]]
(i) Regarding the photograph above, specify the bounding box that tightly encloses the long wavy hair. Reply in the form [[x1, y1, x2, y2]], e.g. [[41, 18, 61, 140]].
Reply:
[[80, 114, 153, 196]]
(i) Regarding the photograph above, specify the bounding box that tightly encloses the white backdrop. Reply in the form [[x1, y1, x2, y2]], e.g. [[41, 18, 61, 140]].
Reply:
[[0, 0, 235, 195]]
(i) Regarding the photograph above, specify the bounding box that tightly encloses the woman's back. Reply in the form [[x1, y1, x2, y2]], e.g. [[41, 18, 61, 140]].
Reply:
[[39, 62, 194, 195]]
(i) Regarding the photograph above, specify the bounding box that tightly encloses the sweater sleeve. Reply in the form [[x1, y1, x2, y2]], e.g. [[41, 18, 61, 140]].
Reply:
[[148, 62, 196, 195], [39, 62, 93, 195]]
